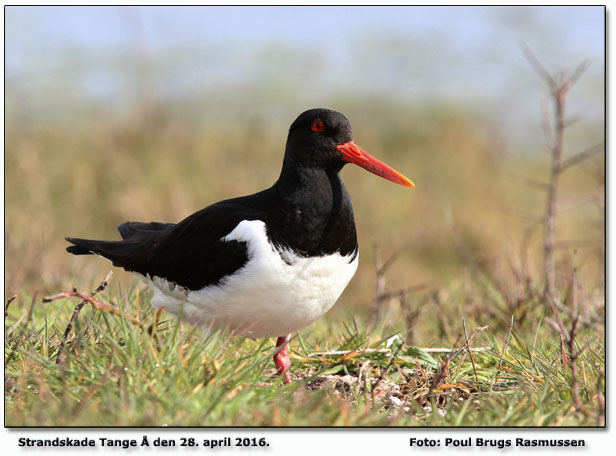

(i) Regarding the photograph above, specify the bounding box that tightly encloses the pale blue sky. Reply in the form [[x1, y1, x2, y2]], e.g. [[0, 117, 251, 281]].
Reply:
[[5, 5, 605, 146], [5, 6, 603, 55]]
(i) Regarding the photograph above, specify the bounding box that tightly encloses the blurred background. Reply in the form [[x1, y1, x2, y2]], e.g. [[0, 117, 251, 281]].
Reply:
[[5, 6, 604, 339]]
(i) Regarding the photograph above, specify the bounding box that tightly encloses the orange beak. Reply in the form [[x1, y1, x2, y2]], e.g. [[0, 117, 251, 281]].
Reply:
[[336, 141, 414, 188]]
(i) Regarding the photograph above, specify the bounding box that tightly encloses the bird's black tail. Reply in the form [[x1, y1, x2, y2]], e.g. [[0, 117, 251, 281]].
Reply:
[[65, 237, 95, 255], [66, 221, 174, 269], [65, 237, 137, 267]]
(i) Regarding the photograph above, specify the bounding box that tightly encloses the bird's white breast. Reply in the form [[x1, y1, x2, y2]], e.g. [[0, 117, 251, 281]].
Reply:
[[142, 220, 358, 338]]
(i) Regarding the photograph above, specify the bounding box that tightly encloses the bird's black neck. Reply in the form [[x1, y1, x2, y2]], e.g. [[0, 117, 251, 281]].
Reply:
[[266, 163, 358, 258]]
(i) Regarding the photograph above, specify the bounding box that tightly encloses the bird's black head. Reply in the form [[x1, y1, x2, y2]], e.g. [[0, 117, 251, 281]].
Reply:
[[284, 108, 353, 171], [281, 108, 415, 188]]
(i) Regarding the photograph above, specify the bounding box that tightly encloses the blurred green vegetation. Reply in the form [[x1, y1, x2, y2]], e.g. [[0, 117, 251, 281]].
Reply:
[[5, 92, 604, 307]]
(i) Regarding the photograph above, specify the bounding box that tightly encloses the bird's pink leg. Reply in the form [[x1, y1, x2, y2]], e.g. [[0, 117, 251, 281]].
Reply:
[[273, 334, 291, 384]]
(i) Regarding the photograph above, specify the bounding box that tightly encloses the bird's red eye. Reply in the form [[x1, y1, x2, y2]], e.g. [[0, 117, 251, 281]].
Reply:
[[311, 119, 325, 132]]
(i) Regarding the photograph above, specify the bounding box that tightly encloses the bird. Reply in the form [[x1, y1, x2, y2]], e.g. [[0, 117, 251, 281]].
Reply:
[[66, 108, 414, 384]]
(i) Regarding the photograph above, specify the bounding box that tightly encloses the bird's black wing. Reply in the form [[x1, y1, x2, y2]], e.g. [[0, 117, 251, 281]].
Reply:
[[66, 200, 261, 291]]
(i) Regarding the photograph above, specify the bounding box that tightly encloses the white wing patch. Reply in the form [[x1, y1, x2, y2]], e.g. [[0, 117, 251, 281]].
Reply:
[[140, 220, 358, 338]]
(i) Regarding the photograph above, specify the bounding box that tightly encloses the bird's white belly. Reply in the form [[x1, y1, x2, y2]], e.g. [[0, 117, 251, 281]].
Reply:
[[142, 220, 358, 338]]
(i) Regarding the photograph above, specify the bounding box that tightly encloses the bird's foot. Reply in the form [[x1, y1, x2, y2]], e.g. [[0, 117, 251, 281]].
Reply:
[[273, 335, 291, 384]]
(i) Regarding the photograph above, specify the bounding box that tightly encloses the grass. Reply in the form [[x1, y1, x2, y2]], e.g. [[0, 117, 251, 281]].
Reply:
[[5, 268, 604, 426]]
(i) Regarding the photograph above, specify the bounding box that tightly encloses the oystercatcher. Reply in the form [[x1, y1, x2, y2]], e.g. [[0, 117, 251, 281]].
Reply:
[[66, 108, 413, 384]]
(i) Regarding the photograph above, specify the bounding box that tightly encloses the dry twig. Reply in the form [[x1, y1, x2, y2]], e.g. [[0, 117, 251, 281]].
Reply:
[[596, 370, 605, 426], [26, 292, 38, 328], [566, 251, 584, 412], [43, 272, 114, 366], [5, 295, 17, 319], [521, 42, 595, 304], [369, 342, 403, 406], [560, 143, 604, 171], [427, 325, 490, 398], [567, 315, 583, 411], [373, 243, 393, 319], [493, 315, 514, 389], [462, 318, 479, 383]]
